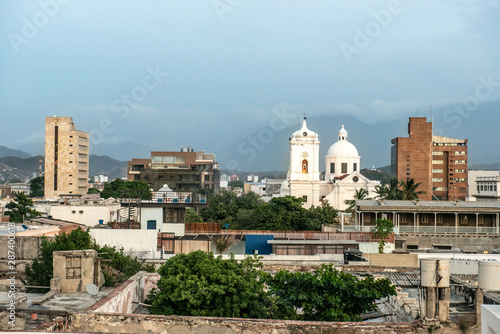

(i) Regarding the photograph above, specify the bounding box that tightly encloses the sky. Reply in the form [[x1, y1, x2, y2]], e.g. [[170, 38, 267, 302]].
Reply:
[[1, 0, 499, 161]]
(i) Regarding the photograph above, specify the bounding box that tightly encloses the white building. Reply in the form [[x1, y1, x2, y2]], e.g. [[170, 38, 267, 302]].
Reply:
[[284, 120, 380, 211], [468, 170, 500, 201], [93, 175, 109, 183]]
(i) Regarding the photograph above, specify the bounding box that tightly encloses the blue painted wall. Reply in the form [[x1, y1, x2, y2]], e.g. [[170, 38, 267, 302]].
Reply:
[[245, 235, 274, 255]]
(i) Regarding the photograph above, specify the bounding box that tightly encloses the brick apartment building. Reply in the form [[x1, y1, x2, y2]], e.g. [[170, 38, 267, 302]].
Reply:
[[44, 117, 89, 198], [391, 117, 468, 201], [127, 148, 220, 192]]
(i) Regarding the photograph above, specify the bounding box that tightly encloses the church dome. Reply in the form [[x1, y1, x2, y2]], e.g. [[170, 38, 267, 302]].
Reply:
[[291, 120, 318, 141], [326, 125, 359, 157]]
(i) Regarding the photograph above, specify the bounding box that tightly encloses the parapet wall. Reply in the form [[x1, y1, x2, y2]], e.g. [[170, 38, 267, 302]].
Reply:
[[66, 313, 425, 334], [87, 272, 160, 314]]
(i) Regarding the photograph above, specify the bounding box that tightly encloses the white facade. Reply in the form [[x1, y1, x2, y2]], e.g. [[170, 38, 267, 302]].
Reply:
[[482, 305, 500, 334], [468, 170, 500, 201], [36, 203, 121, 226], [285, 122, 379, 211], [139, 207, 185, 236], [90, 229, 158, 259]]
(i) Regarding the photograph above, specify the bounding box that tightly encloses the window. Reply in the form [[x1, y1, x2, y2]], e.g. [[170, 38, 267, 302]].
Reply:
[[341, 163, 347, 174], [302, 159, 308, 174], [79, 210, 83, 214], [66, 256, 81, 279], [432, 151, 443, 155], [330, 163, 335, 174], [407, 245, 418, 250], [455, 151, 466, 155], [454, 169, 466, 173], [71, 210, 76, 214], [432, 178, 443, 182], [455, 160, 466, 164], [147, 220, 157, 230], [433, 187, 447, 191], [353, 163, 357, 172], [204, 175, 210, 182], [302, 195, 307, 201], [432, 169, 443, 173], [432, 160, 443, 164]]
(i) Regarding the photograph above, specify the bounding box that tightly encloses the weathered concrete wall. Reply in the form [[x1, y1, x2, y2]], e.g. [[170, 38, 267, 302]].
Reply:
[[0, 235, 53, 260], [53, 249, 104, 292], [402, 234, 500, 252], [361, 253, 419, 267], [67, 313, 427, 334], [90, 229, 158, 259], [87, 272, 160, 314]]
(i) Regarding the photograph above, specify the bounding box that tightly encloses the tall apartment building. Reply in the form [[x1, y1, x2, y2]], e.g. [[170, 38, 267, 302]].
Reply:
[[127, 148, 220, 192], [44, 117, 89, 198], [391, 117, 468, 201]]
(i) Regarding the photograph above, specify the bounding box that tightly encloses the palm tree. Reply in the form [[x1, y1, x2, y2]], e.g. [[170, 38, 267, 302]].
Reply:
[[375, 177, 401, 200], [345, 188, 370, 215], [399, 178, 426, 200]]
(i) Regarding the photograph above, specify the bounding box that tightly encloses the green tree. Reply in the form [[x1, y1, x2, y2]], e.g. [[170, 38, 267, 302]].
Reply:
[[265, 264, 396, 322], [87, 187, 101, 195], [229, 180, 244, 188], [344, 188, 370, 215], [148, 251, 269, 319], [185, 208, 203, 223], [399, 178, 425, 200], [5, 193, 41, 223], [373, 218, 394, 254], [29, 176, 44, 198], [374, 177, 401, 200], [24, 227, 155, 291], [100, 179, 152, 200], [304, 200, 338, 231]]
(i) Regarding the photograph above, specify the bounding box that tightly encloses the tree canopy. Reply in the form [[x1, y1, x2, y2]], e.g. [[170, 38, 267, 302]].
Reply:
[[148, 252, 396, 321], [5, 193, 41, 223], [373, 218, 394, 254], [29, 176, 44, 198], [100, 179, 152, 200], [199, 191, 338, 231]]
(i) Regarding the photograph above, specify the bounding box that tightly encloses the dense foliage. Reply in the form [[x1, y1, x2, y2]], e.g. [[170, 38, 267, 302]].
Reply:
[[200, 190, 338, 231], [266, 264, 397, 321], [29, 176, 44, 198], [87, 187, 101, 195], [4, 193, 41, 223], [100, 179, 152, 200], [148, 252, 396, 321], [148, 251, 270, 318], [24, 227, 154, 291]]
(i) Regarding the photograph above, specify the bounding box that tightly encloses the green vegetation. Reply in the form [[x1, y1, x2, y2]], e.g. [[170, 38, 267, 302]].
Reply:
[[344, 188, 370, 215], [360, 168, 393, 185], [147, 252, 396, 321], [24, 227, 155, 291], [4, 193, 41, 223], [185, 208, 203, 223], [100, 179, 152, 200], [200, 190, 338, 231], [87, 187, 101, 195], [228, 180, 244, 188], [374, 177, 426, 201], [29, 176, 44, 197], [373, 218, 394, 254]]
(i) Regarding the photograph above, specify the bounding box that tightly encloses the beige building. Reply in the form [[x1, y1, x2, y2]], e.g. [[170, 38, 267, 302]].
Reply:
[[44, 117, 89, 198]]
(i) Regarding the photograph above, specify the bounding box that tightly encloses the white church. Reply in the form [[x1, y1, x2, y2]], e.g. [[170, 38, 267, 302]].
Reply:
[[280, 119, 380, 211]]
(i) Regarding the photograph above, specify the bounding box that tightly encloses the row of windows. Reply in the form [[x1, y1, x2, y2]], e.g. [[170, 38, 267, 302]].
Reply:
[[432, 159, 466, 164], [329, 162, 357, 174], [152, 156, 186, 164], [478, 184, 498, 192]]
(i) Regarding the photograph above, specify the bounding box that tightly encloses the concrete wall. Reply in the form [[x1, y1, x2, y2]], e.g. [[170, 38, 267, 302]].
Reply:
[[67, 313, 425, 334], [162, 223, 185, 236], [53, 249, 104, 292], [0, 235, 53, 260], [482, 305, 500, 334], [90, 229, 158, 258], [361, 253, 419, 267], [87, 272, 160, 314], [36, 204, 120, 227], [402, 234, 500, 252], [140, 207, 163, 230], [359, 242, 394, 254]]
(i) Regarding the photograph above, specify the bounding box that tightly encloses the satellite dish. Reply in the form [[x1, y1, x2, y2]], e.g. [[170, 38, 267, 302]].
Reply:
[[86, 283, 99, 296]]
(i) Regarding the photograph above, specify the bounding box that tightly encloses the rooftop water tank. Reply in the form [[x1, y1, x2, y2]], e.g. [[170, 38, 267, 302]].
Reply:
[[421, 259, 450, 287], [478, 261, 500, 290]]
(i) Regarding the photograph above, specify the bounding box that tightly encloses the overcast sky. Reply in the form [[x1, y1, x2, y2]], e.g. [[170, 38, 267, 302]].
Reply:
[[1, 0, 499, 159]]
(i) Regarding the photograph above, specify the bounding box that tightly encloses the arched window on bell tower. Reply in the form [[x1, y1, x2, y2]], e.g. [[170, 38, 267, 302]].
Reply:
[[302, 159, 308, 174]]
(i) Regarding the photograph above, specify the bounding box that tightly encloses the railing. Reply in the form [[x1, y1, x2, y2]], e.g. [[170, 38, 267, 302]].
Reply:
[[119, 191, 207, 204], [185, 223, 220, 234], [398, 226, 499, 234], [221, 230, 394, 243]]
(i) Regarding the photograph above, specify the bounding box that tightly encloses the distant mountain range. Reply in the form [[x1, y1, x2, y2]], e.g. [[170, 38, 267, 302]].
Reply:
[[216, 99, 500, 171], [0, 151, 127, 182], [0, 145, 31, 159]]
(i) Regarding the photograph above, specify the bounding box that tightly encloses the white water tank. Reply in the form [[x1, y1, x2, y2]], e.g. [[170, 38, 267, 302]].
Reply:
[[478, 261, 500, 290], [421, 259, 450, 287]]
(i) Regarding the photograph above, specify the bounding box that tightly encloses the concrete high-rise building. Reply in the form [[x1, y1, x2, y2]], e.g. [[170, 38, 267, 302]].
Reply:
[[44, 117, 89, 198], [391, 117, 468, 201]]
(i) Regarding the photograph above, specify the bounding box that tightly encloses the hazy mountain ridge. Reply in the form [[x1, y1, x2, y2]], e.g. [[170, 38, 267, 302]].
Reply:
[[0, 145, 31, 159]]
